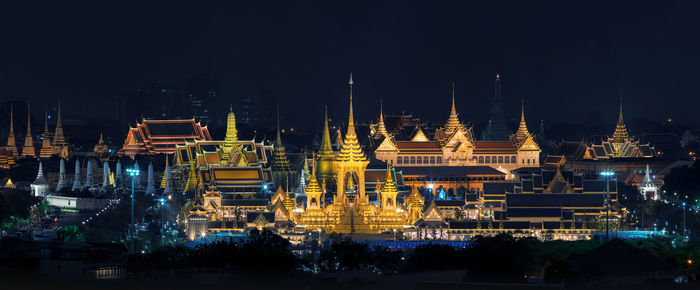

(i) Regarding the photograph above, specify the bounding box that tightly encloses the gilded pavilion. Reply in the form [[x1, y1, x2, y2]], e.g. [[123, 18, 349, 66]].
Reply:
[[583, 100, 656, 159], [173, 107, 274, 196]]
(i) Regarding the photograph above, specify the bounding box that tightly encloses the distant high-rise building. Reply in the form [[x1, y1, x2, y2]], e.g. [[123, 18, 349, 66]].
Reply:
[[481, 74, 510, 141], [235, 93, 276, 130]]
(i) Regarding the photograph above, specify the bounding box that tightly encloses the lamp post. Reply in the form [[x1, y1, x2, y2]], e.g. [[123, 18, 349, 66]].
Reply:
[[126, 167, 140, 254], [682, 202, 686, 236], [160, 197, 166, 247], [600, 170, 615, 242]]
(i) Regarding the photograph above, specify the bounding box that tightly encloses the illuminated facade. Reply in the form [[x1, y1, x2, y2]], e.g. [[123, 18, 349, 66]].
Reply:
[[374, 90, 540, 172], [118, 118, 212, 157], [174, 108, 274, 196], [584, 100, 656, 159]]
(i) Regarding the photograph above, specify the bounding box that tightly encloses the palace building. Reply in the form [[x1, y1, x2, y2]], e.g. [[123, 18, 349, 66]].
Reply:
[[374, 84, 540, 172], [118, 118, 212, 157]]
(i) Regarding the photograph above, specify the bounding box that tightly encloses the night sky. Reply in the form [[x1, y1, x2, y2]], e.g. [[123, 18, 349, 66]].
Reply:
[[1, 1, 699, 128]]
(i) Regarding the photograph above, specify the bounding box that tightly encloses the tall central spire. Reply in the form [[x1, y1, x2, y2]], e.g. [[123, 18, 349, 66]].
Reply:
[[348, 73, 355, 134], [22, 102, 36, 158], [336, 74, 367, 163]]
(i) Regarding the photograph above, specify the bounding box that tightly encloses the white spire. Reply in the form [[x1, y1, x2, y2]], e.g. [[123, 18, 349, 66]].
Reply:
[[115, 160, 122, 187], [84, 159, 94, 188], [72, 159, 82, 191], [133, 162, 141, 189], [349, 73, 353, 85], [102, 161, 110, 188], [33, 161, 48, 185], [145, 162, 156, 195], [56, 158, 68, 191]]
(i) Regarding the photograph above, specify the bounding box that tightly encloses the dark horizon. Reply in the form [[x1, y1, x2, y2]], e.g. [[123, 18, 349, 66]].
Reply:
[[2, 1, 699, 128]]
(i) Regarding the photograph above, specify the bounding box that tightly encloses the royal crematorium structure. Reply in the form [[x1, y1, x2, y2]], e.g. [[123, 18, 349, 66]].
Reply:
[[183, 76, 624, 243]]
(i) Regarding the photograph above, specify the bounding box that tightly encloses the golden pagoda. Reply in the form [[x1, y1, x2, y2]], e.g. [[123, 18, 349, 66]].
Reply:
[[375, 100, 389, 138], [52, 101, 69, 158], [38, 106, 53, 158], [220, 106, 249, 167], [93, 132, 109, 157], [610, 98, 630, 153], [372, 162, 408, 231], [5, 104, 18, 157], [21, 102, 36, 158], [316, 106, 335, 180], [333, 74, 370, 207]]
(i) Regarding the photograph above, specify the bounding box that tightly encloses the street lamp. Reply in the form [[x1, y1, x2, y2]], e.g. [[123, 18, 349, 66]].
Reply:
[[682, 202, 686, 236], [160, 197, 166, 247], [600, 170, 615, 241], [126, 167, 140, 254]]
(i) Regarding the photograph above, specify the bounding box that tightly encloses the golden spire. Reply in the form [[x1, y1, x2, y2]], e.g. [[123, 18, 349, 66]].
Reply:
[[382, 162, 398, 194], [319, 106, 333, 155], [514, 97, 530, 142], [376, 99, 388, 137], [160, 154, 169, 189], [305, 153, 322, 195], [336, 74, 367, 162], [611, 97, 630, 143], [39, 105, 53, 158], [5, 104, 17, 157], [444, 81, 460, 134], [22, 101, 36, 158], [275, 103, 283, 148], [52, 100, 67, 154]]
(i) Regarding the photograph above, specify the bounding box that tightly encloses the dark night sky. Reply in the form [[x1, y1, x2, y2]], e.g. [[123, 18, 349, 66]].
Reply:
[[1, 1, 699, 129]]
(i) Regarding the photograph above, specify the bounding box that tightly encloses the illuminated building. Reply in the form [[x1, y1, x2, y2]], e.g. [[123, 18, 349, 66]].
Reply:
[[173, 107, 274, 196], [583, 100, 656, 159], [118, 118, 212, 157], [638, 164, 659, 200], [374, 86, 540, 172]]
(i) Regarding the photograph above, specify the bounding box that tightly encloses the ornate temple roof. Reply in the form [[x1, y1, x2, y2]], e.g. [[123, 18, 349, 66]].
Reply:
[[5, 104, 17, 158], [21, 102, 36, 158], [443, 82, 461, 135], [119, 118, 211, 157]]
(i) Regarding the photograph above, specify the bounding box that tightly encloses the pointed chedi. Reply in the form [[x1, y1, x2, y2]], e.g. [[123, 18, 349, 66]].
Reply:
[[52, 101, 68, 156], [56, 158, 68, 191], [21, 101, 36, 158], [376, 100, 389, 137], [145, 162, 156, 195], [72, 159, 82, 191], [5, 104, 18, 157], [316, 106, 335, 180], [39, 105, 53, 158], [102, 161, 110, 188]]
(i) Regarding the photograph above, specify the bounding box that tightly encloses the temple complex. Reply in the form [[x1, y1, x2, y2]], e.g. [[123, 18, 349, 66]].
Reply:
[[118, 118, 212, 157]]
